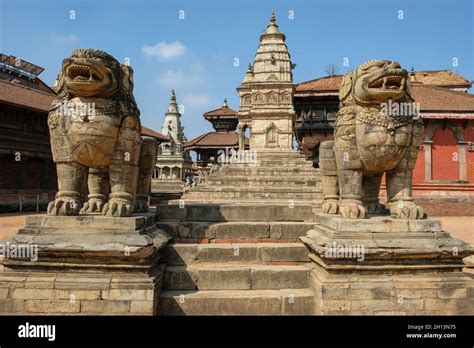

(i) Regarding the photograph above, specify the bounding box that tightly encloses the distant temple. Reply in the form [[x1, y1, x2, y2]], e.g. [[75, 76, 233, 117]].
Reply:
[[152, 90, 193, 199], [236, 11, 296, 151], [293, 69, 474, 214], [184, 99, 248, 170]]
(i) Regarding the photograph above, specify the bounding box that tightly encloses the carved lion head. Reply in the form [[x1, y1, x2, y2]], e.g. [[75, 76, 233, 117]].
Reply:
[[53, 49, 135, 101], [339, 60, 413, 106]]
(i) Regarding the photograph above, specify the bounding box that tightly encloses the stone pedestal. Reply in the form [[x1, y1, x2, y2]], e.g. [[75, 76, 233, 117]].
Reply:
[[300, 215, 474, 315], [0, 212, 171, 315]]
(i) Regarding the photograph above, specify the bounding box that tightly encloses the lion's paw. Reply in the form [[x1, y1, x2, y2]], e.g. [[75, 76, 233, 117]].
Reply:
[[322, 200, 339, 215], [47, 198, 81, 216], [81, 199, 106, 214], [339, 200, 367, 219], [102, 199, 132, 217], [390, 201, 425, 219]]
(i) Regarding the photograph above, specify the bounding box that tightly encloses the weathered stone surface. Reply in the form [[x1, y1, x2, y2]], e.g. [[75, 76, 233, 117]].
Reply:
[[319, 60, 425, 220], [25, 300, 80, 313], [47, 49, 157, 217], [302, 215, 474, 264], [251, 266, 309, 289], [3, 213, 170, 270], [162, 244, 198, 266], [159, 289, 314, 315], [259, 244, 308, 262], [157, 204, 315, 222], [197, 244, 258, 263], [81, 300, 130, 314], [301, 212, 474, 314], [318, 214, 442, 233]]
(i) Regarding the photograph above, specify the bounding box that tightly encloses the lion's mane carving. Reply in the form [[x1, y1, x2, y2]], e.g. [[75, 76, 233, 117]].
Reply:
[[47, 49, 157, 217], [319, 60, 425, 219]]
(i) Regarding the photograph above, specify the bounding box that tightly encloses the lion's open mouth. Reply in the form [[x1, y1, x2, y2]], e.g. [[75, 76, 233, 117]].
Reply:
[[369, 75, 406, 91], [66, 64, 103, 83]]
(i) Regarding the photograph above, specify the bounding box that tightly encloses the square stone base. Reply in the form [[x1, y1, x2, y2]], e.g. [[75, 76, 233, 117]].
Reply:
[[0, 264, 165, 315], [309, 265, 474, 315], [301, 214, 474, 315], [0, 212, 170, 315]]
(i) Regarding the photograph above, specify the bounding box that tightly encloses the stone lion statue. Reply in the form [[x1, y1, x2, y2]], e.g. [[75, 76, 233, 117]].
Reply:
[[319, 60, 425, 219], [47, 49, 157, 217]]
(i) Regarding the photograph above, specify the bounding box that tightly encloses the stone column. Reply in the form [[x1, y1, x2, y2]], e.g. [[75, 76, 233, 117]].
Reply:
[[423, 140, 433, 182], [457, 141, 468, 181], [238, 125, 245, 151]]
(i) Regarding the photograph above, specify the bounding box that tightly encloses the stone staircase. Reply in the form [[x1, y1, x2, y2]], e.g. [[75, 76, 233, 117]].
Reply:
[[183, 150, 322, 204], [151, 179, 184, 201], [155, 150, 321, 315]]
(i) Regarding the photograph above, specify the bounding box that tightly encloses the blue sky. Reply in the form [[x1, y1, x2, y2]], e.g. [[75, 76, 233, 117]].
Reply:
[[1, 0, 473, 140]]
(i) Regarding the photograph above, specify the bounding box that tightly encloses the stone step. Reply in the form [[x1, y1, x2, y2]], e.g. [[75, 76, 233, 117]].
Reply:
[[156, 203, 317, 222], [187, 186, 322, 193], [158, 288, 315, 315], [251, 151, 309, 159], [168, 199, 323, 210], [163, 263, 310, 290], [204, 175, 320, 186], [156, 221, 316, 240], [220, 167, 317, 174], [184, 191, 321, 200], [162, 242, 310, 265], [228, 162, 314, 168]]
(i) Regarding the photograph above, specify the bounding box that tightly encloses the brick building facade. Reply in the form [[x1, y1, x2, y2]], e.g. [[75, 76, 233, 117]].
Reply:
[[0, 55, 57, 212]]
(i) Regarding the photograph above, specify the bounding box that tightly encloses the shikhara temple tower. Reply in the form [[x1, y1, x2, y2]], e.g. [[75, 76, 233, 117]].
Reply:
[[152, 90, 192, 199], [160, 90, 188, 157], [237, 11, 296, 150]]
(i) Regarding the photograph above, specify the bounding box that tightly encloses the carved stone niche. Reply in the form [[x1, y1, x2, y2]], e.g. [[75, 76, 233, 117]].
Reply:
[[265, 123, 279, 148]]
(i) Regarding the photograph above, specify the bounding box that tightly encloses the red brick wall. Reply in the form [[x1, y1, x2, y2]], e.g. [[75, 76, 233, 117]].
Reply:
[[431, 127, 459, 181], [465, 124, 474, 183], [413, 142, 425, 183]]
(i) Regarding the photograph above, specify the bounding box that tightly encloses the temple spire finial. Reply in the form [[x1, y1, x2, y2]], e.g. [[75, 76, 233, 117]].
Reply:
[[266, 10, 279, 34], [171, 89, 176, 102], [223, 98, 228, 108]]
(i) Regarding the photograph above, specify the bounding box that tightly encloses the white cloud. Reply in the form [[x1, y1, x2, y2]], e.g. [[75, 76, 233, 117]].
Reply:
[[142, 41, 187, 60], [51, 34, 79, 45], [156, 63, 205, 89], [182, 93, 214, 109]]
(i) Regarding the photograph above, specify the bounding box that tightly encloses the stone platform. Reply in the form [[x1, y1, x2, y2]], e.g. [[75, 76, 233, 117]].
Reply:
[[300, 214, 474, 315], [0, 212, 171, 315]]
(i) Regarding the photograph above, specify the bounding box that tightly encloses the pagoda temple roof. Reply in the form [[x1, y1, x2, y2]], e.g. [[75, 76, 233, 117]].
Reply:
[[141, 126, 170, 142], [184, 131, 248, 150], [203, 99, 238, 119]]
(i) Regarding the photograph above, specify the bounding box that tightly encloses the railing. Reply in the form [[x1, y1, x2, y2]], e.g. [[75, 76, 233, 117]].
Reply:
[[0, 190, 55, 213]]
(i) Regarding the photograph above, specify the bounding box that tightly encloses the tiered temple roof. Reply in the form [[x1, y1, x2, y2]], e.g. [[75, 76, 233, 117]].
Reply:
[[184, 99, 247, 150]]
